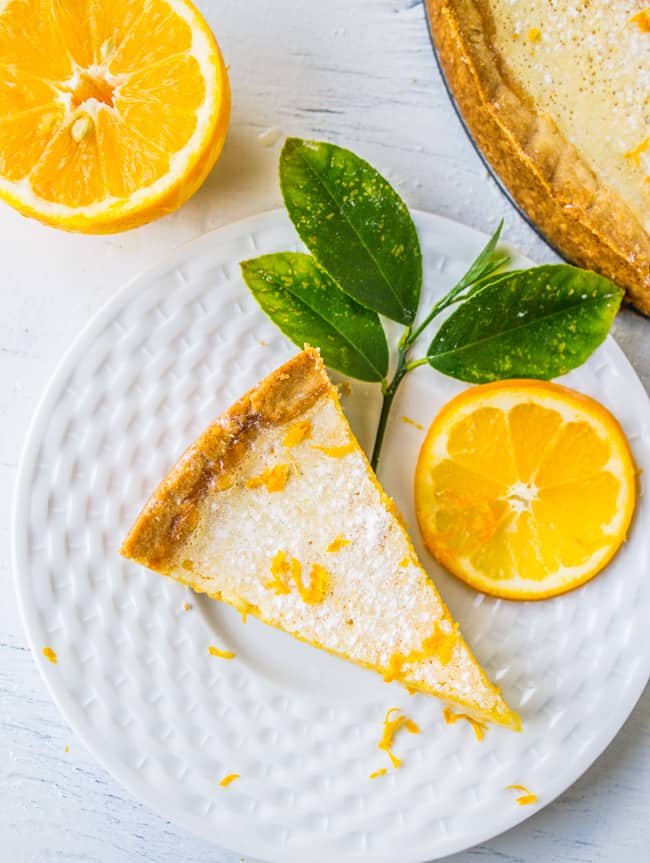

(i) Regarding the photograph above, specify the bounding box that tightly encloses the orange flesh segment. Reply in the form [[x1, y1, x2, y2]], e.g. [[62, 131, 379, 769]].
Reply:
[[447, 407, 517, 486], [31, 116, 106, 206], [0, 3, 72, 81], [507, 402, 562, 482], [109, 5, 192, 71]]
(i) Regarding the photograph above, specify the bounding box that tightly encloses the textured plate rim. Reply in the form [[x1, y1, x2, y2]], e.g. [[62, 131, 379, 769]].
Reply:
[[11, 209, 650, 863]]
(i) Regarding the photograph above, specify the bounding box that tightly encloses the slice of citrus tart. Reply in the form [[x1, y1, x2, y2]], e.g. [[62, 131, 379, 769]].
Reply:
[[121, 348, 520, 730]]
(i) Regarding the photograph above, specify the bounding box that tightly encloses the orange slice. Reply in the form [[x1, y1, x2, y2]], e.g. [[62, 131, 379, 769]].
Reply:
[[0, 0, 230, 232], [415, 380, 636, 600]]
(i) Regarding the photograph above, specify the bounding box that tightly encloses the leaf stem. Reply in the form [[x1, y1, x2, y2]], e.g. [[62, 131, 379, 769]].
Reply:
[[405, 357, 427, 371], [404, 222, 510, 348], [405, 293, 458, 346], [370, 224, 512, 470], [398, 325, 411, 350], [371, 346, 410, 471]]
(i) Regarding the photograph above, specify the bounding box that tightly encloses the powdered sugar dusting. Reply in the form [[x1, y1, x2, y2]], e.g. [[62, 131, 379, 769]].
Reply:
[[167, 393, 509, 717]]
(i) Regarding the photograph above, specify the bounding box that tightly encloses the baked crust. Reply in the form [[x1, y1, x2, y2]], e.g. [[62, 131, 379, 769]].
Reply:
[[121, 347, 330, 568], [426, 0, 650, 315]]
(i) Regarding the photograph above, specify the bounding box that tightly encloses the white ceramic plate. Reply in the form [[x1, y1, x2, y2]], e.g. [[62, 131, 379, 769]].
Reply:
[[13, 210, 650, 863]]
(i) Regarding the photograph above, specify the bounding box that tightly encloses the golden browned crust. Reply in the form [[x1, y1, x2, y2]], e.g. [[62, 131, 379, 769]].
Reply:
[[120, 347, 331, 568], [427, 0, 650, 315]]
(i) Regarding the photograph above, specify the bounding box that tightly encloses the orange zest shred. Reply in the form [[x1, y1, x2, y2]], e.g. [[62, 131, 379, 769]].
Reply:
[[42, 647, 58, 664], [398, 556, 410, 568], [631, 9, 650, 32], [297, 563, 330, 604], [424, 622, 459, 666], [265, 550, 292, 594], [245, 463, 291, 492], [219, 773, 240, 787], [327, 535, 350, 552], [528, 26, 541, 42], [64, 744, 69, 753], [506, 784, 538, 805], [443, 707, 488, 742], [265, 551, 330, 603], [625, 137, 650, 167], [231, 596, 253, 623], [208, 645, 236, 660], [282, 420, 312, 447], [384, 622, 458, 682], [378, 707, 420, 768], [311, 442, 355, 458], [400, 415, 424, 430], [369, 768, 388, 779]]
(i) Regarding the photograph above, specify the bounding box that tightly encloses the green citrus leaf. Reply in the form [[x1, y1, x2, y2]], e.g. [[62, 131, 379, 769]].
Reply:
[[280, 138, 421, 324], [240, 252, 389, 382], [427, 265, 623, 383]]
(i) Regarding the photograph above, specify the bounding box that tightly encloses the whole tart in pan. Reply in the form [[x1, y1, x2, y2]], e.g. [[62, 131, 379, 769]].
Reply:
[[426, 0, 650, 315]]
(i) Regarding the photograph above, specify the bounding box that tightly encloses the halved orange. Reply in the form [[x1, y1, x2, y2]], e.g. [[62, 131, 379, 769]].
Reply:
[[0, 0, 230, 232], [415, 380, 636, 600]]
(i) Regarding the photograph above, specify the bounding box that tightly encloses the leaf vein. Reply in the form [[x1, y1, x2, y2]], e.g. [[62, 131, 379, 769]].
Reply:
[[294, 147, 406, 318], [280, 274, 386, 378], [429, 293, 619, 362]]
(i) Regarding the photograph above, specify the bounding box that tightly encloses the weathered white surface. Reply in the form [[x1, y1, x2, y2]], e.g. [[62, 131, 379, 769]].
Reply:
[[0, 1, 647, 861]]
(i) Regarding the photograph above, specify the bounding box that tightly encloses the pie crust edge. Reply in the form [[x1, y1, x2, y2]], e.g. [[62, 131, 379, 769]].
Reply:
[[120, 346, 330, 569]]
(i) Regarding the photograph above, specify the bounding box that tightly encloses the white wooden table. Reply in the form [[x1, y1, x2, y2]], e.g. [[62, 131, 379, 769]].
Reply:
[[2, 2, 648, 861]]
